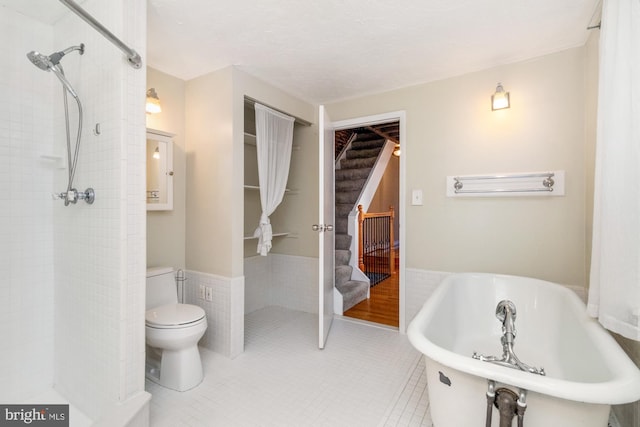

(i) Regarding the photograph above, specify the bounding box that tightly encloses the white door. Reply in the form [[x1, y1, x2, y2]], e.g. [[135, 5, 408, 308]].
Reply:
[[317, 105, 335, 349]]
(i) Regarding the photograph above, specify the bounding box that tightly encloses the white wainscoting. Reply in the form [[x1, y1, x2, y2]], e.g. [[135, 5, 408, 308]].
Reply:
[[184, 270, 245, 358]]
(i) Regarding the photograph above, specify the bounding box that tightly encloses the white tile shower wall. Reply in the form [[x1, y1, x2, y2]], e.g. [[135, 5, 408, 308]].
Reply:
[[244, 254, 319, 315], [51, 0, 147, 420], [0, 8, 55, 402], [184, 270, 245, 358], [270, 254, 318, 313]]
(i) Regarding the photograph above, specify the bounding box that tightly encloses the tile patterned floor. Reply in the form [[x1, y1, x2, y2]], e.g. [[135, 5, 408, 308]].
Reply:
[[146, 307, 433, 427], [381, 360, 431, 427]]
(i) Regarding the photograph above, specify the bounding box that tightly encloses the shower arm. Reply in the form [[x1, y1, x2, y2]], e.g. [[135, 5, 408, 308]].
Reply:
[[58, 0, 142, 69]]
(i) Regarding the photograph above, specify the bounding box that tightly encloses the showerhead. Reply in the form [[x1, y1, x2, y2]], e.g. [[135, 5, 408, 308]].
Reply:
[[26, 51, 53, 71], [26, 44, 84, 70], [26, 44, 85, 99]]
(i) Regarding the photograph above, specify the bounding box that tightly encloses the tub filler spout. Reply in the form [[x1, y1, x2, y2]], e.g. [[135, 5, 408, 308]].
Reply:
[[472, 300, 545, 376]]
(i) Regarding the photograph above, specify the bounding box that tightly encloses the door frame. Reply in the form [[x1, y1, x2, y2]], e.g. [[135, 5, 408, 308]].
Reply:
[[332, 110, 407, 332]]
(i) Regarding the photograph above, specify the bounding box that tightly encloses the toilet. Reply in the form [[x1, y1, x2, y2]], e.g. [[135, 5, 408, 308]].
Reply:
[[145, 267, 207, 391]]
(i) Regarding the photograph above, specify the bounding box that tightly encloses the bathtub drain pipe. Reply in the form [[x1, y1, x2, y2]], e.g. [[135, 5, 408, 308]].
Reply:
[[485, 382, 527, 427], [485, 380, 496, 427], [495, 388, 518, 427], [516, 389, 527, 427]]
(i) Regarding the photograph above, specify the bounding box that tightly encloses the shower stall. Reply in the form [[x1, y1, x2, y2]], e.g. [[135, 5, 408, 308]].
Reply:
[[1, 0, 148, 424]]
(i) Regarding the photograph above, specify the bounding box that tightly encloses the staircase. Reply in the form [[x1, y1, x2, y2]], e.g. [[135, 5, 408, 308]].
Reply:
[[334, 133, 387, 312]]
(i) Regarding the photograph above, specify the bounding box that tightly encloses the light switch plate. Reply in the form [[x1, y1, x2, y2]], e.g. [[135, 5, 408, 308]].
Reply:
[[412, 189, 423, 206]]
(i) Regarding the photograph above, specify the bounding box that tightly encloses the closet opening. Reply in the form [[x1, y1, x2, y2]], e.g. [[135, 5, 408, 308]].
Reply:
[[242, 97, 318, 348]]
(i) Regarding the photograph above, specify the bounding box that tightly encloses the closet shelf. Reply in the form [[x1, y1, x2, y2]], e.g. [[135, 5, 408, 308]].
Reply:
[[244, 185, 297, 194], [244, 132, 256, 143], [243, 232, 294, 240], [244, 132, 301, 150]]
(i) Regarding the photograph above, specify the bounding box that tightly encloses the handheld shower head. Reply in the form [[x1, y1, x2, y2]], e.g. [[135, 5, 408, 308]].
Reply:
[[49, 65, 79, 99], [26, 44, 84, 99], [26, 44, 84, 70]]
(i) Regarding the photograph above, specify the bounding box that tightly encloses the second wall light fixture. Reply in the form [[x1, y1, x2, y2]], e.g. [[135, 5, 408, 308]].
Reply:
[[146, 88, 162, 114], [491, 83, 510, 111]]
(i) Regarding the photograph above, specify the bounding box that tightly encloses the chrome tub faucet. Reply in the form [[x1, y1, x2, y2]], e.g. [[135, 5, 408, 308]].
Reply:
[[473, 300, 546, 376]]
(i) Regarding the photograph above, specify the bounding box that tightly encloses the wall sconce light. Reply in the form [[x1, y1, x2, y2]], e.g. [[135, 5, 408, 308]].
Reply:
[[393, 144, 401, 157], [153, 147, 160, 159], [491, 83, 510, 111], [146, 88, 162, 114]]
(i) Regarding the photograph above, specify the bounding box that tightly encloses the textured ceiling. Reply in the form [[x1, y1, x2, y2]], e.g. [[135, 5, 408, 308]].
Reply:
[[0, 0, 83, 25], [147, 0, 601, 103], [3, 0, 601, 104]]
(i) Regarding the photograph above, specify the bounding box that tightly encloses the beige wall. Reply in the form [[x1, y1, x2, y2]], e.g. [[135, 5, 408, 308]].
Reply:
[[146, 67, 186, 270], [328, 47, 588, 289], [185, 67, 236, 276]]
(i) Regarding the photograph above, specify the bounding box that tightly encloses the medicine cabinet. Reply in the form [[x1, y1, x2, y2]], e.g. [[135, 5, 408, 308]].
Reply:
[[146, 128, 174, 211]]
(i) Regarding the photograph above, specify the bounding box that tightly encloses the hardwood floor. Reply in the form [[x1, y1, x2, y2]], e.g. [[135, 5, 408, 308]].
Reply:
[[343, 271, 399, 327]]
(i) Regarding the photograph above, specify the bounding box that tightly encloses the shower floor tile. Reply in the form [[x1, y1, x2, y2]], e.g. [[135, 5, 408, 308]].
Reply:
[[146, 306, 433, 426]]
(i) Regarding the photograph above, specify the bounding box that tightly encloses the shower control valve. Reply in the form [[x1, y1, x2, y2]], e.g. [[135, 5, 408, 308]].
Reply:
[[52, 188, 95, 205]]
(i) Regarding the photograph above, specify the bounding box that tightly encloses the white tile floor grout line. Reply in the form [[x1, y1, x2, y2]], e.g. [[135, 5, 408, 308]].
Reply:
[[146, 306, 433, 427], [381, 360, 432, 427]]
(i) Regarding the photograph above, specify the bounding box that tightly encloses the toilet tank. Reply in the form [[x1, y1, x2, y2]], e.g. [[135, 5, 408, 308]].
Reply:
[[146, 267, 178, 310]]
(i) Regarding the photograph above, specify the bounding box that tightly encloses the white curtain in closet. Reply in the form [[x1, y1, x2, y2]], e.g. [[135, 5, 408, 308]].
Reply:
[[588, 0, 640, 341], [253, 103, 294, 256]]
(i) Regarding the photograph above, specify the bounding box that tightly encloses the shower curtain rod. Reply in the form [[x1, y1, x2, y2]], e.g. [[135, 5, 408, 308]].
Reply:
[[58, 0, 142, 69]]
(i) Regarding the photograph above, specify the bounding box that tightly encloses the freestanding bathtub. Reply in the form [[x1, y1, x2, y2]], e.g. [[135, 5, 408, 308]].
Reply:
[[407, 273, 640, 427]]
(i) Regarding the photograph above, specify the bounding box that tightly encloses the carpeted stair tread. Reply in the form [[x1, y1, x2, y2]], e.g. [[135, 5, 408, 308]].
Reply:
[[335, 178, 367, 191], [335, 217, 348, 234], [335, 249, 350, 266], [351, 138, 385, 150], [340, 156, 377, 170], [335, 203, 354, 217], [335, 265, 353, 286], [335, 190, 360, 204], [335, 167, 372, 180], [336, 280, 369, 311], [346, 147, 382, 159], [355, 132, 385, 141], [335, 234, 352, 250]]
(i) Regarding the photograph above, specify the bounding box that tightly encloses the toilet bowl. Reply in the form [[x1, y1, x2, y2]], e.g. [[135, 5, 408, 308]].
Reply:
[[145, 268, 208, 391]]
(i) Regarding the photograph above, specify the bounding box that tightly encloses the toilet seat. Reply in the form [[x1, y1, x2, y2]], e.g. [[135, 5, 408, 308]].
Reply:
[[146, 303, 206, 329]]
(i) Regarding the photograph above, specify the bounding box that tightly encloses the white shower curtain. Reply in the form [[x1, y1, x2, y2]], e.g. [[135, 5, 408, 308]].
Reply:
[[253, 103, 294, 256], [588, 0, 640, 341]]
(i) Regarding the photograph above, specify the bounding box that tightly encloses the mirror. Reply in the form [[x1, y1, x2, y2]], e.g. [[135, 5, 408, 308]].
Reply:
[[147, 128, 174, 211]]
